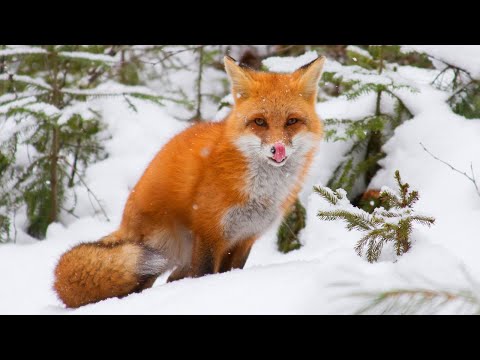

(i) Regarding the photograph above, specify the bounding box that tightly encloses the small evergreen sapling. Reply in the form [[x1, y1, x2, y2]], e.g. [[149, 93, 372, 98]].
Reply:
[[315, 170, 435, 263]]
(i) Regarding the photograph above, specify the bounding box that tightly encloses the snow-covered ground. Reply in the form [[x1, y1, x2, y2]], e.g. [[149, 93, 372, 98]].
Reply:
[[1, 46, 480, 314]]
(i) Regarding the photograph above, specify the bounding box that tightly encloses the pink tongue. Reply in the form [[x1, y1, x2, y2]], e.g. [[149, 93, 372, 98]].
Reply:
[[273, 143, 286, 162]]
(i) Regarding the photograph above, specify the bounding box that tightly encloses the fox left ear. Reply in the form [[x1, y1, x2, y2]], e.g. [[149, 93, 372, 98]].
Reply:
[[224, 55, 254, 100], [294, 56, 326, 100]]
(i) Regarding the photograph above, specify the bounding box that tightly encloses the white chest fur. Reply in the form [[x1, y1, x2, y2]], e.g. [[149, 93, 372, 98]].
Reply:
[[221, 155, 303, 243]]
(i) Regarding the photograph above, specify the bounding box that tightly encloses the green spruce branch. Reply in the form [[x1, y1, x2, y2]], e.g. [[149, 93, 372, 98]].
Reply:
[[355, 287, 480, 315], [0, 45, 164, 241], [316, 170, 435, 263], [323, 46, 417, 200]]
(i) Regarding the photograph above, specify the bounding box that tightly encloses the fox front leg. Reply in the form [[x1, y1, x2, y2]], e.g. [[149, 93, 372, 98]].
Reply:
[[219, 237, 256, 273], [189, 235, 225, 278], [166, 265, 191, 283]]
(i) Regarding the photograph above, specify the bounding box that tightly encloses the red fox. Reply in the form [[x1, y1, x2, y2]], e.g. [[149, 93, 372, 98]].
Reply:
[[54, 55, 326, 308]]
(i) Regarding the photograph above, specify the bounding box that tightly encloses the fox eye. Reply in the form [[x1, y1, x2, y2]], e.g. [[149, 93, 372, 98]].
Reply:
[[254, 118, 267, 127], [287, 118, 299, 126]]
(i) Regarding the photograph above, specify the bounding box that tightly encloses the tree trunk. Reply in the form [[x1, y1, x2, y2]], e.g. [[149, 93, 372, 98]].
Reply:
[[193, 46, 204, 123], [49, 125, 59, 224], [49, 49, 61, 224]]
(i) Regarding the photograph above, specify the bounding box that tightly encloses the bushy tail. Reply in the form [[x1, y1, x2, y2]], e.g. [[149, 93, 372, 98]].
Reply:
[[54, 234, 168, 308]]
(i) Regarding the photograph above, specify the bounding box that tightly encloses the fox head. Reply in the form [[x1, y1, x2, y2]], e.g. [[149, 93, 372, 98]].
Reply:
[[224, 55, 325, 167]]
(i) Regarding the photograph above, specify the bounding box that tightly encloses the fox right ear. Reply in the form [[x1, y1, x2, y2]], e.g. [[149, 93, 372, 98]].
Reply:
[[224, 56, 253, 99], [294, 56, 326, 100]]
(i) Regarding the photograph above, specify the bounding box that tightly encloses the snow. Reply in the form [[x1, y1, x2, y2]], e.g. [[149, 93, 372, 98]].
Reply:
[[0, 46, 47, 57], [24, 102, 60, 117], [346, 45, 373, 59], [402, 45, 480, 79], [262, 50, 319, 73], [0, 47, 116, 63], [0, 97, 60, 119], [58, 51, 117, 64], [0, 90, 47, 105], [0, 97, 37, 115], [57, 102, 97, 125], [1, 47, 480, 314], [0, 73, 52, 90], [62, 81, 158, 97]]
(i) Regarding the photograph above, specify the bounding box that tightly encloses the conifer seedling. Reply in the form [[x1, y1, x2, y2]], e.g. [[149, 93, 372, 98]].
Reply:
[[315, 170, 435, 262]]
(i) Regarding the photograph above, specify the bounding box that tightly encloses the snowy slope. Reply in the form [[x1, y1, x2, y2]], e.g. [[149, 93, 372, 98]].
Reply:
[[1, 47, 480, 314]]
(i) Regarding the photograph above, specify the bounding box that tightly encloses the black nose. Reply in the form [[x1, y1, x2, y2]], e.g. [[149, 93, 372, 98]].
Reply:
[[271, 146, 276, 154]]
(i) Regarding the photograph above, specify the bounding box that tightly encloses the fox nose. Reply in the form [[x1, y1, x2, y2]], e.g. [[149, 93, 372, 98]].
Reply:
[[271, 142, 286, 163]]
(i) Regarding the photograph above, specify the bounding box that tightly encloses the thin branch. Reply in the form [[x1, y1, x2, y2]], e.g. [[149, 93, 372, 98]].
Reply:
[[59, 205, 80, 219], [60, 159, 111, 222], [68, 137, 82, 187], [426, 54, 475, 82], [257, 45, 297, 61], [447, 79, 477, 102], [420, 142, 480, 198], [431, 65, 453, 86], [136, 46, 205, 66], [281, 218, 301, 241], [471, 162, 478, 192]]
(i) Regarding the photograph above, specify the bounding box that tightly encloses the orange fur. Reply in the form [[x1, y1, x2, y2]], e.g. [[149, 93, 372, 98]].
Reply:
[[54, 56, 326, 308]]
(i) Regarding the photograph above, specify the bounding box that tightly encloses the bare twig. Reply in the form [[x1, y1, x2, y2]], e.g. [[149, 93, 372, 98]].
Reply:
[[447, 79, 477, 102], [60, 159, 111, 222], [427, 54, 475, 82], [431, 65, 452, 86], [256, 45, 297, 61], [420, 142, 480, 198], [136, 46, 205, 66], [59, 205, 80, 219]]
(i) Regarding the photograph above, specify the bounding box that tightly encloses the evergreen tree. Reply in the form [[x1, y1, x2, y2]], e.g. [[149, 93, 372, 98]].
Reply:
[[125, 45, 231, 121], [315, 170, 435, 262], [0, 45, 163, 241], [323, 46, 417, 203]]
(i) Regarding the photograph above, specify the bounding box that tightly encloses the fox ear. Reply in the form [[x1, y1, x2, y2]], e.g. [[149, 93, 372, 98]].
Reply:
[[224, 56, 253, 99], [294, 56, 326, 100]]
